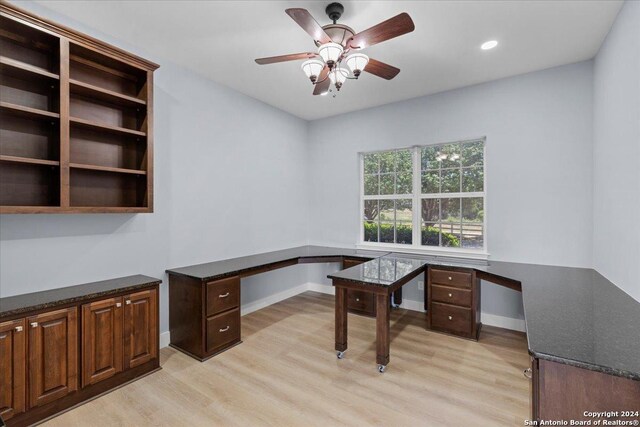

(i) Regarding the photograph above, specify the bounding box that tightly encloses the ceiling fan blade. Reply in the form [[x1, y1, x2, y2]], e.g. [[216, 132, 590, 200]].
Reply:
[[313, 66, 331, 95], [255, 52, 319, 65], [285, 8, 333, 44], [364, 58, 400, 80], [347, 13, 415, 50]]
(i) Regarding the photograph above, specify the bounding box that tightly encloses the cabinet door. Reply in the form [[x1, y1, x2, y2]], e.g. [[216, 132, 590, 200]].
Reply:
[[0, 318, 26, 420], [124, 289, 157, 369], [82, 297, 123, 387], [28, 307, 78, 407]]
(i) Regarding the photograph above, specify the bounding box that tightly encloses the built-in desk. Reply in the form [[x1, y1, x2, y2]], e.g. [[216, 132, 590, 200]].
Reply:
[[167, 245, 640, 423]]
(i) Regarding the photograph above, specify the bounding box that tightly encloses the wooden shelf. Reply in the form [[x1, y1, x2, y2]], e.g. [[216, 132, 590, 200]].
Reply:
[[0, 155, 60, 167], [0, 101, 60, 120], [0, 55, 59, 81], [70, 117, 146, 137], [70, 163, 146, 176], [70, 79, 146, 108]]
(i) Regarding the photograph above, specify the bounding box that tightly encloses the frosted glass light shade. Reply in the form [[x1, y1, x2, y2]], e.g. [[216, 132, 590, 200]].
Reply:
[[329, 67, 349, 85], [345, 53, 369, 74], [318, 42, 343, 64], [301, 59, 324, 80]]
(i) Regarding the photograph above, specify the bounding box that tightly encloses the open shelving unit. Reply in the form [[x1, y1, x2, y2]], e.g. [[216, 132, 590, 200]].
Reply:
[[0, 3, 158, 213]]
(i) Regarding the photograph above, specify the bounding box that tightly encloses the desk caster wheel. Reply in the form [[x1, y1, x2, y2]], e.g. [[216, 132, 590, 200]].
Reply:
[[378, 364, 386, 373], [336, 351, 345, 359]]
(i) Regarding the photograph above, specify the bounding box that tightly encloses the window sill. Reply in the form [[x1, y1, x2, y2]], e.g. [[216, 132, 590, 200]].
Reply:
[[356, 242, 490, 261]]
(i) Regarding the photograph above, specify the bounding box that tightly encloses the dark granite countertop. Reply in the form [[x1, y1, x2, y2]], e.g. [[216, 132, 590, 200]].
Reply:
[[166, 245, 388, 281], [327, 253, 430, 287], [0, 274, 161, 318], [167, 245, 640, 380]]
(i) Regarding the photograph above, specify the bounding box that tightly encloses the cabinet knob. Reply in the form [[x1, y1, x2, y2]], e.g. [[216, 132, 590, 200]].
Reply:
[[219, 292, 230, 298], [30, 322, 38, 328], [125, 300, 131, 305], [116, 302, 122, 308], [448, 276, 452, 281], [448, 293, 452, 298], [15, 326, 23, 332], [356, 298, 360, 302], [219, 326, 230, 332], [448, 316, 453, 321], [523, 368, 532, 379]]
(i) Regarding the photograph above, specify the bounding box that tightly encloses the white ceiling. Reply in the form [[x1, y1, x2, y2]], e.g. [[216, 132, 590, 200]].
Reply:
[[29, 0, 622, 120]]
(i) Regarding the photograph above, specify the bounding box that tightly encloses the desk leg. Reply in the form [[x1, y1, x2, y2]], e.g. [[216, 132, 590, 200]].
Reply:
[[376, 292, 390, 371], [335, 286, 348, 357]]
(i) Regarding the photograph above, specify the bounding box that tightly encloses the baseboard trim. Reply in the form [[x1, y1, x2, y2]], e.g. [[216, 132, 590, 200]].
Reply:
[[159, 281, 525, 346]]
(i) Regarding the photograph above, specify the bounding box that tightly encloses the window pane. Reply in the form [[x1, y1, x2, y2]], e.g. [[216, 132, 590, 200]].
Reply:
[[380, 173, 394, 195], [462, 167, 483, 192], [364, 174, 378, 195], [363, 200, 379, 221], [441, 225, 461, 247], [421, 146, 440, 170], [441, 169, 461, 193], [379, 200, 394, 221], [421, 170, 439, 194], [364, 220, 378, 242], [441, 198, 461, 221], [395, 199, 412, 222], [396, 222, 412, 244], [380, 152, 395, 173], [462, 224, 483, 248], [422, 222, 440, 246], [421, 198, 439, 222], [462, 197, 483, 223], [396, 150, 413, 171], [439, 143, 461, 169], [462, 141, 484, 167], [396, 172, 412, 194], [364, 152, 380, 174], [380, 221, 394, 243]]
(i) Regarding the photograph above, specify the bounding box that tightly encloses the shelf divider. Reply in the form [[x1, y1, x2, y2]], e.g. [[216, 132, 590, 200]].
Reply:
[[0, 55, 60, 80], [0, 101, 60, 120], [0, 155, 60, 167], [69, 116, 146, 137], [70, 78, 146, 108], [70, 162, 147, 176]]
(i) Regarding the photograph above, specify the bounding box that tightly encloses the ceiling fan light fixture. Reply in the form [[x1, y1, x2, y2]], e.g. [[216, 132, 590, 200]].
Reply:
[[345, 53, 369, 77], [301, 59, 325, 82], [329, 67, 349, 90], [318, 42, 343, 68]]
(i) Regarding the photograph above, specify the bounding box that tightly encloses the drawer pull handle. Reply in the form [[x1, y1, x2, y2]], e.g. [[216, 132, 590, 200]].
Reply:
[[219, 326, 230, 332], [116, 302, 122, 308], [448, 276, 452, 281], [523, 368, 532, 379], [448, 316, 453, 321], [15, 326, 23, 332], [126, 300, 131, 305], [356, 298, 360, 302], [30, 322, 38, 328], [448, 293, 452, 297], [219, 292, 230, 298]]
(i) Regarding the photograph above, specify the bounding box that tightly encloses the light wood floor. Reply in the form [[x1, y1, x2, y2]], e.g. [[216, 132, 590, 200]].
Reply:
[[44, 291, 530, 427]]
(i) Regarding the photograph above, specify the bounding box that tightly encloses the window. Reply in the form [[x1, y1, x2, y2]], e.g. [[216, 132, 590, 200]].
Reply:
[[361, 139, 486, 253]]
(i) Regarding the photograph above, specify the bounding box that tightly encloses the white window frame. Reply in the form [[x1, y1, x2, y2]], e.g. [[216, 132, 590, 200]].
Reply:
[[357, 138, 488, 260]]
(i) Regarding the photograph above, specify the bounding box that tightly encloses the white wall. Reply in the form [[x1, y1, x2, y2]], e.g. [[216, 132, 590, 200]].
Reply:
[[307, 61, 595, 322], [593, 0, 640, 302], [0, 3, 311, 335]]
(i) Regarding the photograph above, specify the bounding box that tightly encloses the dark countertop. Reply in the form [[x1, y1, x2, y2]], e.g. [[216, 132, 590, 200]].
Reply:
[[327, 253, 430, 287], [166, 245, 388, 281], [0, 274, 161, 319], [169, 245, 639, 380]]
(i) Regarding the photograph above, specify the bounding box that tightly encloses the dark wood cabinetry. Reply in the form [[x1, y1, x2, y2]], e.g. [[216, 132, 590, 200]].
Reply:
[[0, 319, 26, 420], [342, 258, 376, 316], [0, 277, 160, 426], [82, 297, 123, 386], [426, 266, 481, 339], [0, 3, 158, 214]]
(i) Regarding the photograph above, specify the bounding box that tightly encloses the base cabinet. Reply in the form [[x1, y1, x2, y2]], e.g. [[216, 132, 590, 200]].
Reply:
[[28, 308, 78, 408], [0, 282, 159, 427], [0, 319, 26, 420]]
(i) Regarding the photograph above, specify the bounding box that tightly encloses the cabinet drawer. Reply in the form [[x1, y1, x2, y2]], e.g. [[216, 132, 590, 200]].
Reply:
[[206, 276, 239, 316], [431, 302, 472, 335], [431, 284, 472, 307], [206, 308, 240, 354], [430, 268, 472, 289], [347, 289, 375, 315]]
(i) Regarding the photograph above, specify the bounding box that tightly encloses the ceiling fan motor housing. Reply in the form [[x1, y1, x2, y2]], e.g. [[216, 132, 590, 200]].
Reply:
[[325, 2, 344, 23]]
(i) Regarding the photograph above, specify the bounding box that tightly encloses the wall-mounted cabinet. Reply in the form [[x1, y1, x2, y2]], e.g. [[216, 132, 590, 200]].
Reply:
[[0, 3, 158, 214]]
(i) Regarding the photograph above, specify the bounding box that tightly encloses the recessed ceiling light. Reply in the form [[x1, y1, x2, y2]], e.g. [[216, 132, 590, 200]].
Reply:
[[481, 40, 498, 50]]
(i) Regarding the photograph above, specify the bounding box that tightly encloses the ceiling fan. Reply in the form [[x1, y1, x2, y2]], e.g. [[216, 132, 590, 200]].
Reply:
[[255, 3, 415, 96]]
